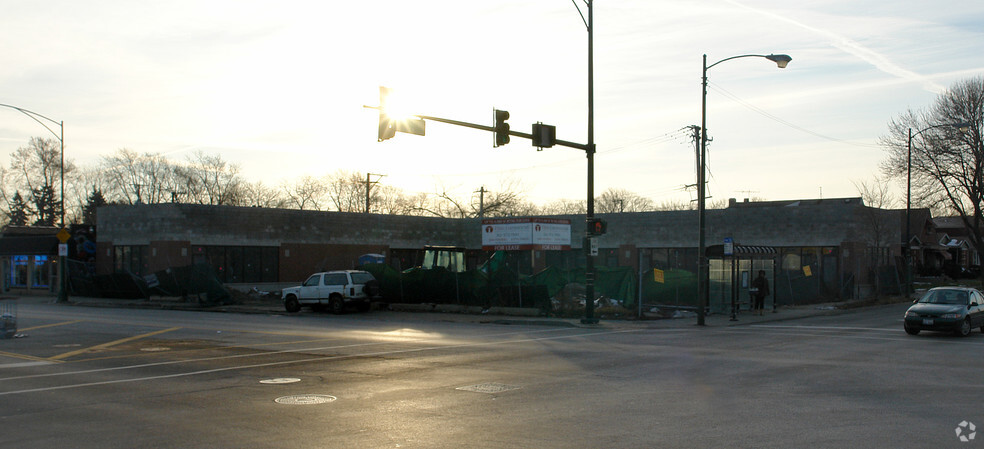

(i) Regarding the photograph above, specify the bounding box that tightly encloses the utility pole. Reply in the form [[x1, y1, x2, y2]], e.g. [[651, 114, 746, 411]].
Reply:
[[475, 186, 486, 220], [365, 173, 384, 213]]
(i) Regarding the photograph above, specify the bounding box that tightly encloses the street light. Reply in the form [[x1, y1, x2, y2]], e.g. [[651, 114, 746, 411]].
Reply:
[[697, 53, 791, 325], [905, 122, 970, 297], [0, 103, 67, 302]]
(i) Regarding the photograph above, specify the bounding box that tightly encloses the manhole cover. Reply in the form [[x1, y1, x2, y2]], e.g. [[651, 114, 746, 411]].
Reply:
[[456, 383, 521, 394], [275, 394, 337, 405], [260, 378, 302, 384]]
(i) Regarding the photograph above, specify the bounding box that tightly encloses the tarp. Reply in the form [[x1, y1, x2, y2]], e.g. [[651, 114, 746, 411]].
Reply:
[[362, 252, 637, 309], [68, 262, 231, 304]]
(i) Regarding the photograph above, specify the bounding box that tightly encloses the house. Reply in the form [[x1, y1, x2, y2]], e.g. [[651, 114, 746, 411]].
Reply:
[[932, 216, 981, 277]]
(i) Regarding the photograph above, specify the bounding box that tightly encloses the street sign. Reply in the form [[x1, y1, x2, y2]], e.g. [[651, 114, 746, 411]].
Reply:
[[653, 268, 665, 283], [56, 228, 71, 243], [724, 237, 733, 256]]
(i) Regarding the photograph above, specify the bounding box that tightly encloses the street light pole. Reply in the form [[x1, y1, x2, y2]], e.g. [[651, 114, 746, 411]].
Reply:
[[582, 0, 599, 324], [905, 122, 970, 297], [697, 53, 790, 326], [0, 103, 67, 302]]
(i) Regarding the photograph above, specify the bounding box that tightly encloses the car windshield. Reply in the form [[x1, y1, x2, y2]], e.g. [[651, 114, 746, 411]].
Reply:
[[918, 290, 969, 305], [351, 272, 375, 284]]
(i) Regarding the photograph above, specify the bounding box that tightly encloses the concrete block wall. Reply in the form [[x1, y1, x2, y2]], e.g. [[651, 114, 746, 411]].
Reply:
[[95, 199, 903, 291], [99, 204, 483, 249]]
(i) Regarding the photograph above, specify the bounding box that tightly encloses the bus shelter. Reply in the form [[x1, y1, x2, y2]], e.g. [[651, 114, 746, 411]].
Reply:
[[706, 244, 778, 318]]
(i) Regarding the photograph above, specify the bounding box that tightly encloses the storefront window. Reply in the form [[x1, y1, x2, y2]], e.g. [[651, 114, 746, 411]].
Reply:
[[196, 246, 278, 283], [33, 255, 48, 287], [781, 249, 801, 271], [113, 246, 148, 275], [11, 255, 28, 287]]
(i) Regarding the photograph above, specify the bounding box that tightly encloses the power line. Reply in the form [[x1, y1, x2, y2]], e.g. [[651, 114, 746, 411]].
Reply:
[[708, 83, 882, 148]]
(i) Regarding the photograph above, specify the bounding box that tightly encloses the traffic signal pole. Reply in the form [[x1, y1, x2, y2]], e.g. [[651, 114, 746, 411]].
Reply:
[[582, 0, 598, 324], [367, 1, 599, 325]]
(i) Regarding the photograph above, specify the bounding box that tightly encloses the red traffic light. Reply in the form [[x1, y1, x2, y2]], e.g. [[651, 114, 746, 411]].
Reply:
[[588, 218, 607, 236]]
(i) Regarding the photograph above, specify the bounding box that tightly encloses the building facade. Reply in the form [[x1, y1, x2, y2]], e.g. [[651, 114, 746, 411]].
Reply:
[[93, 197, 911, 311]]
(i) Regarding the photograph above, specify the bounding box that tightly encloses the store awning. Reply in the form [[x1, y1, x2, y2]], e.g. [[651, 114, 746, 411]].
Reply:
[[705, 244, 778, 258]]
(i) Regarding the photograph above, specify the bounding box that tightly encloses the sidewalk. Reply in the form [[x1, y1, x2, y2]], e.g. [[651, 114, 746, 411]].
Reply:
[[7, 293, 855, 329]]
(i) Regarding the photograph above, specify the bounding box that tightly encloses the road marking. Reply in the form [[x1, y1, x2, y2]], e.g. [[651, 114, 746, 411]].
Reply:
[[0, 349, 58, 364], [0, 328, 642, 396], [17, 319, 85, 332], [0, 361, 55, 369], [48, 327, 182, 361], [0, 326, 584, 380], [751, 324, 900, 332]]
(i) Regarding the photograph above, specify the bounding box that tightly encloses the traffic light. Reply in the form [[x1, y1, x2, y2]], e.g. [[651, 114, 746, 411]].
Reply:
[[532, 123, 556, 149], [494, 109, 510, 147], [587, 218, 607, 236], [378, 114, 396, 141], [378, 86, 396, 141]]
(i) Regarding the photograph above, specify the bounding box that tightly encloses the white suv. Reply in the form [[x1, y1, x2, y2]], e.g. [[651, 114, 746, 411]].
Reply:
[[282, 270, 380, 313]]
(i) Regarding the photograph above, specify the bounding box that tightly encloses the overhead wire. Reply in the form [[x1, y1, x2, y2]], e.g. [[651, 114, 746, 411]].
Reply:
[[708, 82, 882, 148]]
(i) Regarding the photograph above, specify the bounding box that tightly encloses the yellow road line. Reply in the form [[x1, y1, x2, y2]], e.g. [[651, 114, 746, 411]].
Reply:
[[18, 320, 85, 332], [0, 350, 56, 363], [49, 327, 182, 361]]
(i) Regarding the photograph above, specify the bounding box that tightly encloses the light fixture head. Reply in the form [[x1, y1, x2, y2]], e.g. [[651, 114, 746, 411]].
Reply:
[[765, 54, 792, 68]]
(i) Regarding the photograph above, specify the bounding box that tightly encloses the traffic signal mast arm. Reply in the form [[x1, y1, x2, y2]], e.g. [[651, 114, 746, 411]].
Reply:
[[415, 114, 589, 151], [363, 105, 587, 151]]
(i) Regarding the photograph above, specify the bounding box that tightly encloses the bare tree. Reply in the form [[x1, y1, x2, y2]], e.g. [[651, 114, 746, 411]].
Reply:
[[239, 181, 288, 208], [424, 179, 531, 218], [853, 176, 901, 295], [281, 175, 327, 210], [99, 148, 182, 205], [473, 179, 528, 217], [181, 150, 243, 205], [326, 170, 367, 212], [655, 199, 695, 211], [541, 198, 586, 215], [8, 137, 72, 225], [373, 185, 429, 216], [596, 188, 655, 213], [881, 76, 984, 269]]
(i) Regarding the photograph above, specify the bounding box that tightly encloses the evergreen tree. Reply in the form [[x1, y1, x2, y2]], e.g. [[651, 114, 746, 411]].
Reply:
[[82, 187, 108, 225], [8, 191, 31, 226], [31, 184, 60, 226]]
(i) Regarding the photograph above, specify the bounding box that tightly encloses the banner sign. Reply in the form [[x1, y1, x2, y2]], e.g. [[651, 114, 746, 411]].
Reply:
[[481, 218, 571, 251]]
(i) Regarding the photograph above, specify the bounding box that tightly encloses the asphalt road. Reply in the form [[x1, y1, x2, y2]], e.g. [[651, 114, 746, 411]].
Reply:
[[1, 300, 982, 448]]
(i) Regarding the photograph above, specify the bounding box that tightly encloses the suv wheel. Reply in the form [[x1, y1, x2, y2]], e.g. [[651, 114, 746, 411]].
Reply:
[[284, 295, 301, 313], [328, 295, 345, 314]]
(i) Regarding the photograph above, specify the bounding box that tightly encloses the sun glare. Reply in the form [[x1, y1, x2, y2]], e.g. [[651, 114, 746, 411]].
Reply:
[[380, 87, 416, 122]]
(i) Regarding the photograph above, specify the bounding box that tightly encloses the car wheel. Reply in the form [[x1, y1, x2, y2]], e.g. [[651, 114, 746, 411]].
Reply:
[[328, 296, 345, 314], [904, 324, 920, 335], [957, 319, 972, 337], [284, 295, 301, 313]]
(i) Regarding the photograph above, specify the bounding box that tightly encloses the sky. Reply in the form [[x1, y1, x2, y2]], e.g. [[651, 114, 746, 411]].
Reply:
[[1, 0, 982, 209]]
